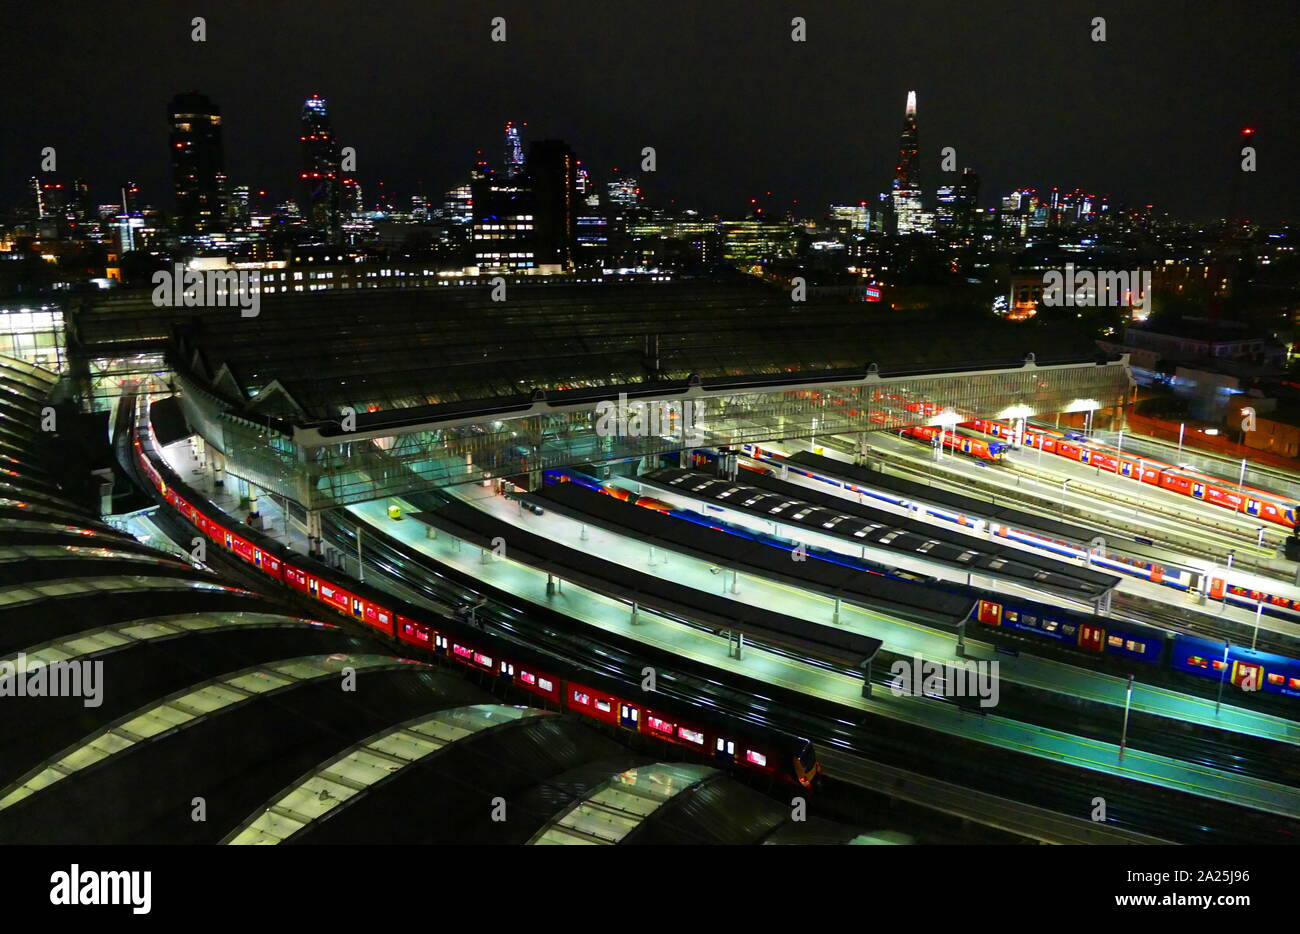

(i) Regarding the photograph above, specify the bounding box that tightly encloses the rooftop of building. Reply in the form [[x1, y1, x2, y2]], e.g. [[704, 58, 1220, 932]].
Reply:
[[1126, 316, 1269, 344], [77, 278, 1108, 424]]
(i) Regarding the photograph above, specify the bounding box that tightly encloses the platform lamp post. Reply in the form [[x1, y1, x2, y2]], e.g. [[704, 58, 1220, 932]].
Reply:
[[1177, 422, 1185, 459], [932, 408, 961, 464], [998, 403, 1034, 450], [1238, 408, 1257, 494], [1118, 674, 1134, 761], [1252, 595, 1264, 651]]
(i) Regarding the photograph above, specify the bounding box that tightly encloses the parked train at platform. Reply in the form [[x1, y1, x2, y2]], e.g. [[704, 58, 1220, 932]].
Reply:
[[898, 425, 1009, 462], [738, 440, 1300, 628], [974, 595, 1300, 698], [657, 449, 1300, 701], [964, 417, 1297, 530], [131, 418, 820, 789]]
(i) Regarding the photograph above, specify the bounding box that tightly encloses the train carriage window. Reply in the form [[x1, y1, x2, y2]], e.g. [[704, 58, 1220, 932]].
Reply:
[[1211, 659, 1227, 671], [1062, 624, 1076, 637], [519, 671, 537, 685], [1005, 611, 1018, 622], [647, 716, 673, 734], [878, 530, 902, 544], [678, 727, 704, 745], [538, 678, 554, 692], [1107, 635, 1123, 648], [987, 558, 1006, 570], [745, 750, 768, 767], [572, 690, 590, 705], [957, 550, 978, 562], [1042, 619, 1059, 633], [1023, 614, 1038, 627], [1267, 673, 1283, 685], [595, 699, 612, 713], [1125, 640, 1146, 654], [916, 540, 939, 553], [1289, 678, 1300, 690]]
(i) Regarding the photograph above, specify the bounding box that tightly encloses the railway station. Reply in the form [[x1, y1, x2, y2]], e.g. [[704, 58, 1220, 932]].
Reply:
[[17, 277, 1292, 848]]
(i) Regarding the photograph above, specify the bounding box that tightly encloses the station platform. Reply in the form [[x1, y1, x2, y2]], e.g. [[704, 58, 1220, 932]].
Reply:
[[154, 429, 1300, 819], [344, 491, 1300, 821]]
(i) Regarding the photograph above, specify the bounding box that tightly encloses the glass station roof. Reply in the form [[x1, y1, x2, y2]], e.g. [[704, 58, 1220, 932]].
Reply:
[[226, 704, 549, 844], [89, 281, 1107, 420], [529, 762, 716, 845]]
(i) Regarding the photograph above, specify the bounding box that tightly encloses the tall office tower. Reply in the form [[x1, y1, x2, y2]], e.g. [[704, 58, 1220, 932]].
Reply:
[[70, 179, 92, 224], [955, 168, 979, 232], [527, 139, 578, 270], [935, 185, 957, 228], [28, 177, 44, 219], [122, 181, 141, 214], [890, 90, 924, 234], [606, 171, 639, 208], [444, 184, 473, 226], [228, 185, 250, 225], [340, 177, 364, 215], [503, 121, 525, 178], [470, 174, 533, 271], [30, 175, 66, 219], [298, 93, 342, 234], [168, 91, 227, 235]]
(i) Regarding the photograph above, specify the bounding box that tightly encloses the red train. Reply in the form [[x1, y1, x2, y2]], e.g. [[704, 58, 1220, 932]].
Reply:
[[964, 418, 1296, 529], [131, 423, 818, 789], [899, 425, 1009, 461]]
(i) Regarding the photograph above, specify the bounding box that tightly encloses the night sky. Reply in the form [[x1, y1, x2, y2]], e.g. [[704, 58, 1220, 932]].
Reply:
[[3, 0, 1296, 221]]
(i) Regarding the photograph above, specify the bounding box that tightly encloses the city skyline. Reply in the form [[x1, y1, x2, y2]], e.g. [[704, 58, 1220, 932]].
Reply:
[[2, 0, 1296, 222]]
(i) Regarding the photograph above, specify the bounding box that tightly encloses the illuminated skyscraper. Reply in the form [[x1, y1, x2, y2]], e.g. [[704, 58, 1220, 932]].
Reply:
[[890, 90, 923, 233], [504, 122, 525, 178], [606, 171, 639, 208], [167, 91, 226, 235], [894, 90, 919, 189], [122, 181, 141, 214], [298, 93, 342, 235]]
